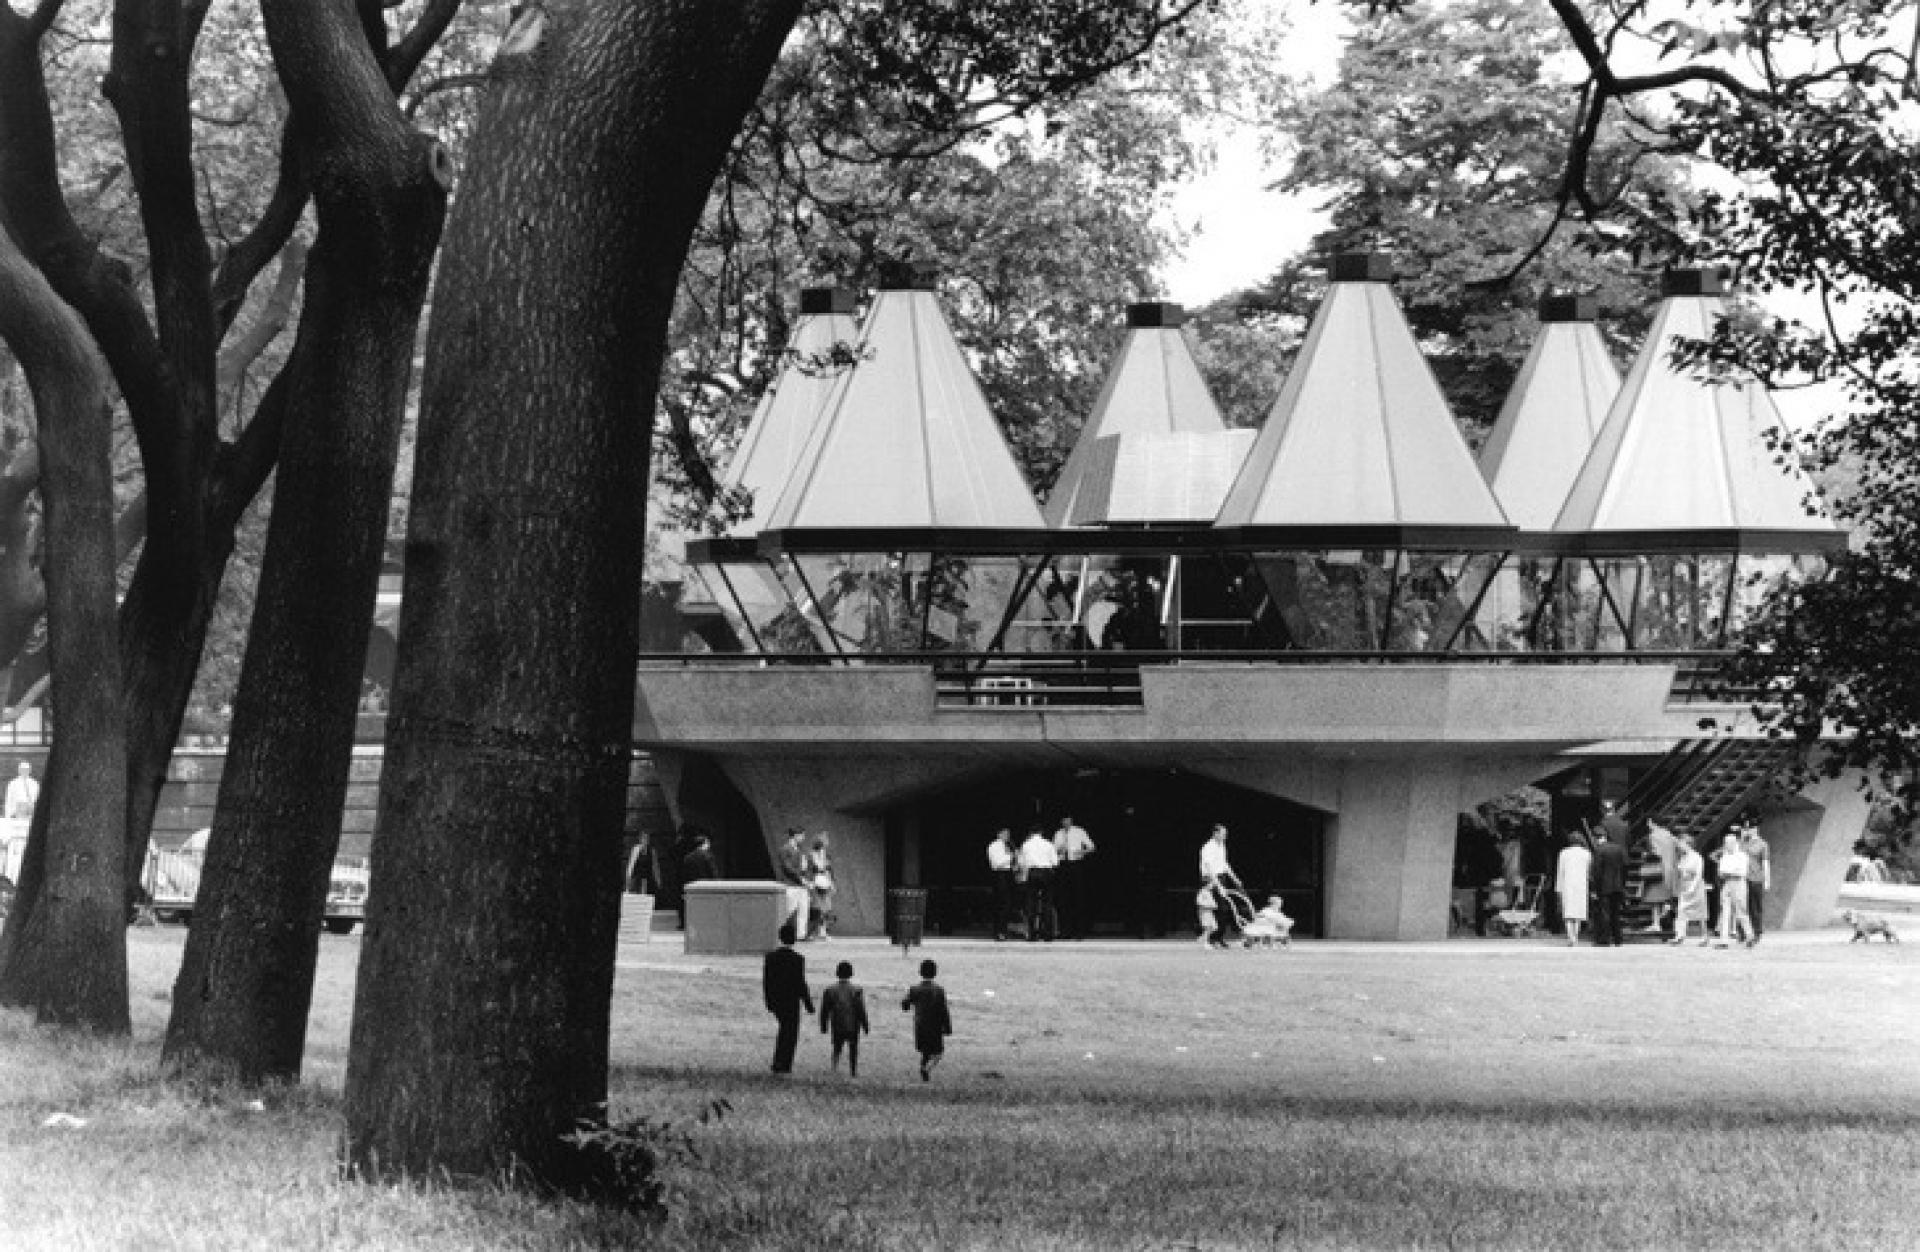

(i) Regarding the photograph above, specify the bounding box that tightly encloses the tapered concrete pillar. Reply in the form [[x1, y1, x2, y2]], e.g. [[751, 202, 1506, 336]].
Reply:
[[711, 755, 988, 935], [1325, 759, 1467, 940], [1194, 755, 1557, 941], [1766, 769, 1872, 932]]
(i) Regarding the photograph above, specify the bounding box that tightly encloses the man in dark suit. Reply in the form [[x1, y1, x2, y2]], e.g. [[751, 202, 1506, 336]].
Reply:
[[762, 922, 814, 1074], [1591, 829, 1630, 947]]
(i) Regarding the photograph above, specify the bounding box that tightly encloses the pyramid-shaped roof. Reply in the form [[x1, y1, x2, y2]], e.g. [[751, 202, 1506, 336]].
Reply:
[[1552, 270, 1846, 552], [1066, 430, 1257, 526], [721, 288, 862, 536], [1478, 295, 1621, 531], [1045, 302, 1229, 526], [1213, 253, 1512, 544], [762, 275, 1044, 537]]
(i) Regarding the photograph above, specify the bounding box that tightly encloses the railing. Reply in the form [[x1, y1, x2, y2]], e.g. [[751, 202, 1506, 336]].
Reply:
[[637, 648, 1740, 709]]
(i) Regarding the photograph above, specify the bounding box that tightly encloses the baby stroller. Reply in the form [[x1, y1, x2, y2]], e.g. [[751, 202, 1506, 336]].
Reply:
[[1238, 891, 1295, 950], [1490, 873, 1546, 937]]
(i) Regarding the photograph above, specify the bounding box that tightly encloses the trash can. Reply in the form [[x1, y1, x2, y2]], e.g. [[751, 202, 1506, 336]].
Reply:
[[888, 887, 929, 954]]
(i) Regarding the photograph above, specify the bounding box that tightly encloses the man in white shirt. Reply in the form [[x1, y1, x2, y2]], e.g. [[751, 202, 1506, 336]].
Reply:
[[777, 827, 811, 941], [5, 762, 38, 819], [986, 827, 1017, 941], [1051, 814, 1095, 939], [1712, 831, 1755, 948], [1198, 824, 1243, 948], [1017, 823, 1058, 942]]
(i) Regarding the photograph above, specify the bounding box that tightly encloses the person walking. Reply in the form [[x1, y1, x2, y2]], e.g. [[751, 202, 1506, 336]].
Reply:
[[1712, 832, 1755, 948], [1740, 821, 1772, 945], [1052, 813, 1096, 939], [818, 960, 870, 1077], [1555, 832, 1592, 946], [986, 827, 1018, 941], [1199, 824, 1243, 949], [762, 922, 814, 1074], [1643, 821, 1684, 936], [805, 832, 835, 940], [1591, 829, 1629, 947], [1017, 823, 1058, 941], [901, 958, 953, 1081], [777, 827, 812, 941]]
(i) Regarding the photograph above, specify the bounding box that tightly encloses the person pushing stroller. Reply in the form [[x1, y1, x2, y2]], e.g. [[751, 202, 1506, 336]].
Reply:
[[1197, 823, 1246, 948]]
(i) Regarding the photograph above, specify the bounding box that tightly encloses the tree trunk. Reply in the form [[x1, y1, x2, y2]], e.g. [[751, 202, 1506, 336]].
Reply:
[[342, 0, 799, 1189], [0, 3, 235, 957], [164, 0, 448, 1083], [0, 225, 129, 1031]]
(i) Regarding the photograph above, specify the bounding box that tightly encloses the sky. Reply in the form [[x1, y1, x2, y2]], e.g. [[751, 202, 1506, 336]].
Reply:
[[1154, 1, 1349, 305], [1159, 140, 1326, 305]]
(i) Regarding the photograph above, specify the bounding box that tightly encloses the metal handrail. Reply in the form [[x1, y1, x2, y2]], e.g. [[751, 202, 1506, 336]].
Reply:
[[636, 648, 1737, 668]]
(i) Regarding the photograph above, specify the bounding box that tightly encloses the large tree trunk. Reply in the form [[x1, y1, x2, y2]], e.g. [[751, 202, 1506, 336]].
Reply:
[[342, 0, 799, 1189], [0, 225, 129, 1031], [163, 0, 449, 1083]]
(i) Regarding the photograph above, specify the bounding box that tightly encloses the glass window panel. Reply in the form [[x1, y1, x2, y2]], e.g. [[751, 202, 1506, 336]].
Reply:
[[1251, 551, 1395, 651], [709, 559, 827, 656]]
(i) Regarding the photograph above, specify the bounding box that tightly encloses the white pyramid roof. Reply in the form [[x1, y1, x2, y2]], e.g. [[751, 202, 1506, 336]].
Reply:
[[721, 290, 861, 536], [1553, 279, 1843, 545], [1066, 430, 1257, 525], [763, 285, 1044, 532], [1479, 299, 1621, 530], [1214, 258, 1510, 537], [1046, 303, 1228, 526]]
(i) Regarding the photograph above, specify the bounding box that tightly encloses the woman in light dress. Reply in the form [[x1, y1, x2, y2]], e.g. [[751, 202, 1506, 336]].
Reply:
[[805, 833, 835, 940], [1556, 832, 1592, 946], [1669, 838, 1711, 944]]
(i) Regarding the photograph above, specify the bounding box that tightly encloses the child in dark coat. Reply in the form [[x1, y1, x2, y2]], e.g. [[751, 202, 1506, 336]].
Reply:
[[900, 958, 952, 1081], [818, 960, 870, 1076]]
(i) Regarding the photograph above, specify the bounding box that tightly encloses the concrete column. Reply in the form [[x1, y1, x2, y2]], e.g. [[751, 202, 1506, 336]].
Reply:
[[716, 755, 985, 936], [1766, 770, 1872, 932], [1325, 759, 1466, 941]]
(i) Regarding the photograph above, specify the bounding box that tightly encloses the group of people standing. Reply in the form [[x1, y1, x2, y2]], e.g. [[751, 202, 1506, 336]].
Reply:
[[1554, 802, 1771, 949], [777, 827, 836, 942], [985, 814, 1095, 941]]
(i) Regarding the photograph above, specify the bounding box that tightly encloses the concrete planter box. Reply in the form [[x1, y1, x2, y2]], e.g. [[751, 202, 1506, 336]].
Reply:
[[683, 880, 790, 955], [619, 892, 656, 944]]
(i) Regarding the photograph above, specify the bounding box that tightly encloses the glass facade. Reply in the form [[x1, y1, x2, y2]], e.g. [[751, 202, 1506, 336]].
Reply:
[[689, 541, 1827, 661]]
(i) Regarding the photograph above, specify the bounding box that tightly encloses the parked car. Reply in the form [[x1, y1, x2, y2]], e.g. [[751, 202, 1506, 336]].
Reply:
[[145, 829, 370, 934]]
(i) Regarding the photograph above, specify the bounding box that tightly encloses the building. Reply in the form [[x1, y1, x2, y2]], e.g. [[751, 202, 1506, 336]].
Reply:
[[640, 258, 1856, 940]]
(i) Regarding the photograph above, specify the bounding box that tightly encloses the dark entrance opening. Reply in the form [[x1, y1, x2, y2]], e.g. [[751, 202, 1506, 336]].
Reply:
[[900, 768, 1324, 938]]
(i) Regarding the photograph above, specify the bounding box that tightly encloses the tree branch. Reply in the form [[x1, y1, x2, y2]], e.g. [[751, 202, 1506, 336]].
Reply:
[[210, 122, 308, 339], [216, 239, 306, 398], [385, 0, 463, 92], [26, 0, 66, 37]]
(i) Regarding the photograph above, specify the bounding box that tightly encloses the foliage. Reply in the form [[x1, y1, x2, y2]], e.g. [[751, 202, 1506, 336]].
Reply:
[[559, 1098, 730, 1215], [1196, 0, 1690, 438], [652, 0, 1291, 526], [1549, 0, 1920, 813]]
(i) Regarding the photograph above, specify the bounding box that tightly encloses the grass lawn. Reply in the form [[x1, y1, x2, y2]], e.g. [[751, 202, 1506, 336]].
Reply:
[[3, 925, 1918, 1250]]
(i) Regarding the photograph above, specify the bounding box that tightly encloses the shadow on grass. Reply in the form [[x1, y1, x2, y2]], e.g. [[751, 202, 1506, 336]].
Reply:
[[611, 1061, 1920, 1134]]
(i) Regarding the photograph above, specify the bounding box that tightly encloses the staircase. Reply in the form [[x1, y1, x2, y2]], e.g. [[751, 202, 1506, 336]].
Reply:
[[1618, 738, 1802, 939]]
